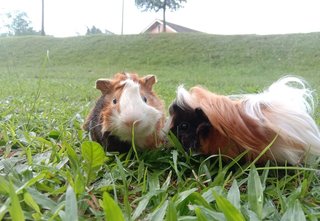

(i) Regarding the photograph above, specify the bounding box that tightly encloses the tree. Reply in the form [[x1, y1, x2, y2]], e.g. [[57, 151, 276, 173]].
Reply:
[[86, 26, 103, 35], [6, 11, 38, 36], [135, 0, 187, 32]]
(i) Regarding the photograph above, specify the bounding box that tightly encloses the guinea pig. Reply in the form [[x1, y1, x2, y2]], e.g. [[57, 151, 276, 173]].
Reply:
[[168, 76, 320, 164], [83, 72, 166, 152]]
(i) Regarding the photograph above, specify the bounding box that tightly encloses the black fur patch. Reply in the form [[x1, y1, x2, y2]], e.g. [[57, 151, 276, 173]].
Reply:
[[88, 95, 131, 153], [169, 102, 212, 151]]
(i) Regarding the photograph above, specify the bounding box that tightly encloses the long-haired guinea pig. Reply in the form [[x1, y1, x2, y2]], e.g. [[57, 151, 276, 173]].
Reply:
[[168, 76, 320, 164], [83, 72, 166, 152]]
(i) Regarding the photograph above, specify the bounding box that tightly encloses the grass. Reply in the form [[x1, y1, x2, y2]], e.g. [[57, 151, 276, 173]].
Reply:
[[0, 33, 320, 220]]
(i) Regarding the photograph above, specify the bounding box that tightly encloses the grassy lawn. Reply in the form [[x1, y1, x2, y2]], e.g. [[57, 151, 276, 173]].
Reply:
[[0, 33, 320, 220]]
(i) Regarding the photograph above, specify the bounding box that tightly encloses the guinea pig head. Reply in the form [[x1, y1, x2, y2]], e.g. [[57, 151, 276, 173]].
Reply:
[[97, 73, 165, 148], [168, 86, 212, 152]]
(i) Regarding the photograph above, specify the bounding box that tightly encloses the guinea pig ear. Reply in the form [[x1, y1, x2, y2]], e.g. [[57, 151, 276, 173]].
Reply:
[[195, 108, 209, 122], [96, 79, 113, 94], [143, 75, 157, 91], [169, 102, 178, 115], [169, 102, 183, 115]]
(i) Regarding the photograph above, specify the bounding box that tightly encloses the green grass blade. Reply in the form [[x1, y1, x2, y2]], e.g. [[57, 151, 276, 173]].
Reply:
[[174, 188, 198, 206], [227, 179, 241, 210], [165, 200, 177, 221], [260, 161, 270, 191], [195, 207, 208, 221], [247, 165, 263, 219], [149, 200, 168, 221], [23, 191, 41, 214], [16, 172, 46, 194], [27, 188, 57, 210], [172, 150, 182, 183], [0, 199, 10, 220], [66, 142, 80, 171], [8, 181, 25, 221], [149, 172, 160, 191], [137, 160, 145, 183], [212, 191, 245, 221], [131, 122, 140, 161], [132, 193, 153, 220], [0, 176, 10, 194], [189, 192, 212, 209], [115, 156, 131, 216], [168, 131, 190, 162], [280, 200, 306, 221], [102, 192, 125, 221], [64, 185, 78, 221], [48, 202, 65, 221], [168, 131, 185, 153], [161, 170, 172, 191], [196, 206, 225, 221], [201, 186, 223, 204]]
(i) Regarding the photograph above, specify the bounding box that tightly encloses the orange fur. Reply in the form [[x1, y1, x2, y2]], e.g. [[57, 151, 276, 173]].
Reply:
[[190, 87, 275, 162], [185, 83, 320, 164]]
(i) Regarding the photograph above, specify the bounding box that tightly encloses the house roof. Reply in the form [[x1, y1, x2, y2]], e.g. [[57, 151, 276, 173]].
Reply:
[[141, 19, 201, 33]]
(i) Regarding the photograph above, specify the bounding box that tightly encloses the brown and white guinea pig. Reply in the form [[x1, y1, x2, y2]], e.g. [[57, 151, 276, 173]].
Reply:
[[168, 76, 320, 164], [83, 72, 166, 152]]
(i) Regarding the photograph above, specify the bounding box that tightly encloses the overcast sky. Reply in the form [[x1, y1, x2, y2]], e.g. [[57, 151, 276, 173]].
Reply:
[[1, 0, 320, 37]]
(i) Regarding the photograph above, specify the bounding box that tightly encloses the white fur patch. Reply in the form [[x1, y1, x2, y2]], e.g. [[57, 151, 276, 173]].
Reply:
[[242, 76, 320, 164], [176, 85, 198, 110], [244, 76, 315, 120], [124, 72, 131, 79], [109, 79, 162, 147]]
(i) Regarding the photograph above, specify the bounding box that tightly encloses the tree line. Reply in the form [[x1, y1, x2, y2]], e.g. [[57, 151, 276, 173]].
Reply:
[[1, 0, 186, 36]]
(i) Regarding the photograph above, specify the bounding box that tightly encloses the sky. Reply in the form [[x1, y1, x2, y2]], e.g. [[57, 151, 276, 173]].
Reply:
[[1, 0, 320, 37]]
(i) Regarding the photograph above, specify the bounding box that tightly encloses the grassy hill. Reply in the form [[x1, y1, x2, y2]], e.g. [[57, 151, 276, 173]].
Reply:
[[1, 33, 320, 220], [1, 33, 320, 97]]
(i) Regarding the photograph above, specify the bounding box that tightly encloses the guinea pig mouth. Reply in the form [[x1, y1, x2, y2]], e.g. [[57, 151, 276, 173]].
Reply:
[[123, 119, 141, 128], [178, 135, 199, 151], [115, 116, 156, 138]]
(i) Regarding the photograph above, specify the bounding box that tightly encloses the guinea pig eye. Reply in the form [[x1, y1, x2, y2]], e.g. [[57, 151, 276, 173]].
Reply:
[[112, 98, 117, 104], [178, 122, 190, 131], [142, 96, 147, 103]]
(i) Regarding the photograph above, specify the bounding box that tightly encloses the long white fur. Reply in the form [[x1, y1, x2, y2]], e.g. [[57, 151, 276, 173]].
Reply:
[[176, 85, 199, 109], [243, 76, 315, 120], [175, 76, 320, 164], [109, 79, 162, 147], [242, 76, 320, 164]]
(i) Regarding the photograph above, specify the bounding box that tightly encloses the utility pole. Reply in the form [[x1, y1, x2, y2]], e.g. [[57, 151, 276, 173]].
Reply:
[[121, 0, 124, 35], [41, 0, 45, 35]]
